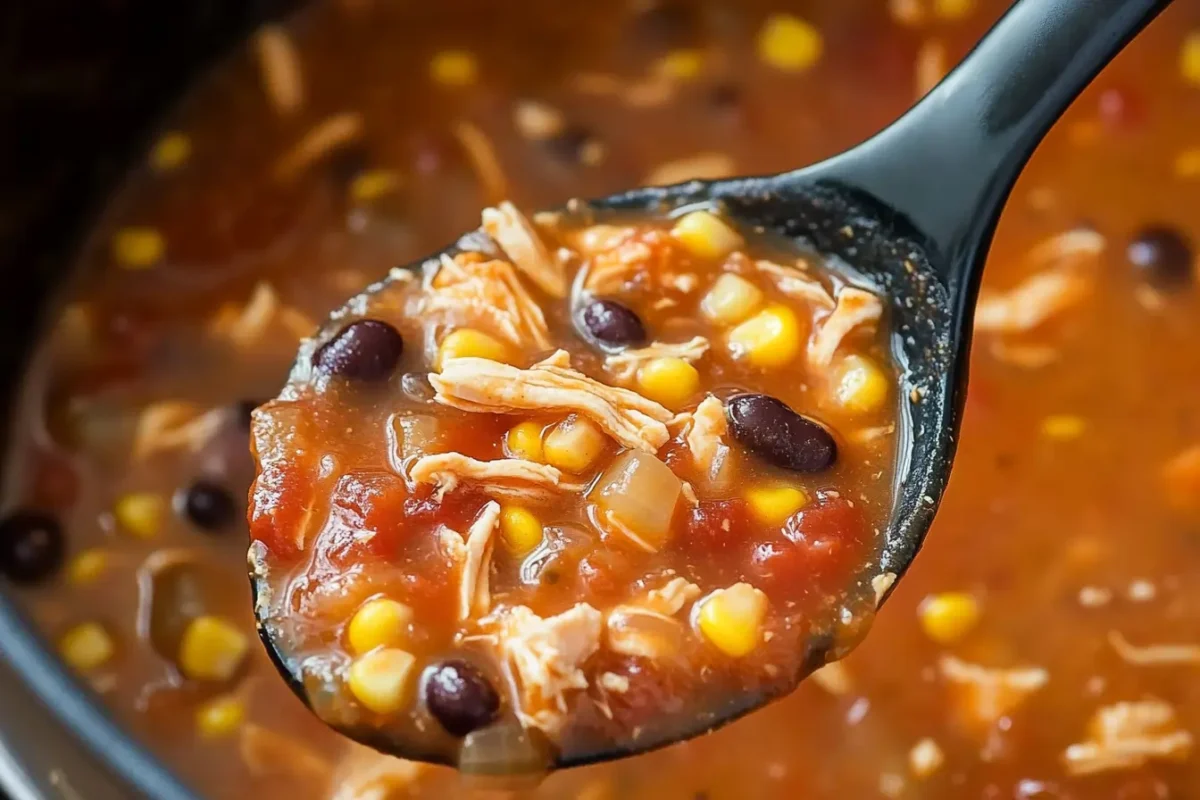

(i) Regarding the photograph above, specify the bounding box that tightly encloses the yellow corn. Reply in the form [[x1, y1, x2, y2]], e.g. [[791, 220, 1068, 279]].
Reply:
[[499, 505, 543, 556], [114, 492, 166, 540], [430, 50, 478, 87], [1041, 414, 1086, 441], [670, 211, 744, 260], [1183, 32, 1200, 86], [349, 169, 400, 203], [918, 592, 980, 644], [700, 273, 764, 326], [150, 132, 192, 172], [655, 49, 705, 81], [934, 0, 975, 19], [832, 355, 890, 414], [179, 616, 249, 682], [756, 14, 822, 73], [637, 357, 700, 409], [347, 648, 417, 715], [543, 415, 608, 473], [697, 583, 769, 657], [111, 227, 165, 270], [745, 485, 809, 525], [727, 304, 803, 368], [59, 622, 115, 671], [196, 694, 245, 739], [67, 548, 109, 585], [347, 598, 414, 655], [505, 421, 545, 462], [437, 328, 509, 367]]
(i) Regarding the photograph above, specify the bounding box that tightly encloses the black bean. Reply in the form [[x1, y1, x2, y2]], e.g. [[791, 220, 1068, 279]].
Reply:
[[725, 394, 837, 472], [177, 480, 237, 532], [1127, 226, 1194, 288], [578, 299, 647, 350], [314, 319, 404, 381], [541, 126, 604, 167], [0, 511, 64, 584], [425, 659, 501, 737]]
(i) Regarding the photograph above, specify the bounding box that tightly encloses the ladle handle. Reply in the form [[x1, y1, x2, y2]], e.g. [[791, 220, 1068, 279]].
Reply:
[[798, 0, 1170, 285]]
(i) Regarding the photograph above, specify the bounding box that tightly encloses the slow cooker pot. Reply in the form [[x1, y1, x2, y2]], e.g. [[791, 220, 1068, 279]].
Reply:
[[0, 2, 297, 796]]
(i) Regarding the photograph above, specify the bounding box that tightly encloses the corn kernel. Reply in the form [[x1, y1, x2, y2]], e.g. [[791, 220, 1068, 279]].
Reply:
[[150, 132, 192, 172], [701, 273, 764, 326], [114, 492, 166, 540], [505, 421, 545, 462], [430, 50, 478, 87], [349, 169, 400, 203], [543, 415, 608, 473], [637, 357, 700, 409], [670, 211, 744, 260], [745, 485, 809, 525], [437, 328, 509, 367], [67, 548, 109, 585], [59, 622, 114, 671], [1041, 414, 1086, 441], [499, 505, 543, 555], [111, 227, 165, 270], [727, 304, 803, 368], [179, 616, 249, 682], [1176, 147, 1200, 179], [756, 14, 822, 73], [347, 598, 414, 655], [918, 592, 980, 644], [832, 355, 890, 415], [1183, 32, 1200, 87], [347, 648, 417, 715], [934, 0, 975, 19], [196, 694, 245, 739], [655, 49, 705, 81], [696, 583, 769, 657]]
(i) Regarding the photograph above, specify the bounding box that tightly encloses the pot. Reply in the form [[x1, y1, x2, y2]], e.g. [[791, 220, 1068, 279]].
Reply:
[[0, 1, 298, 796]]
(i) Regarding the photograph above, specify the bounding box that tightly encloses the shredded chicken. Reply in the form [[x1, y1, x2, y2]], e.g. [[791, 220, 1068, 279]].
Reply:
[[453, 122, 508, 203], [583, 228, 690, 296], [482, 202, 566, 298], [408, 453, 580, 504], [598, 672, 630, 694], [1108, 631, 1200, 666], [642, 152, 736, 186], [872, 573, 897, 607], [974, 271, 1092, 334], [328, 749, 427, 800], [808, 287, 884, 367], [810, 662, 853, 695], [681, 395, 730, 480], [458, 502, 500, 620], [939, 655, 1048, 726], [1162, 444, 1200, 514], [255, 26, 304, 116], [132, 402, 228, 461], [988, 339, 1061, 369], [755, 259, 835, 309], [240, 723, 332, 781], [485, 603, 603, 734], [430, 353, 674, 452], [436, 525, 466, 565], [274, 113, 364, 181], [1063, 699, 1193, 776], [424, 253, 551, 349], [605, 578, 701, 661], [210, 281, 315, 346], [604, 336, 710, 382]]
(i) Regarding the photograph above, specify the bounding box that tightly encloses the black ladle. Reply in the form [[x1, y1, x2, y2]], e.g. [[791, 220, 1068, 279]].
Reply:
[[252, 0, 1169, 772]]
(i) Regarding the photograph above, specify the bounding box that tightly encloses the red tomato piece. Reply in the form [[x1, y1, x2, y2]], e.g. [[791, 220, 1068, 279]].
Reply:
[[678, 499, 752, 555], [327, 472, 411, 557], [248, 457, 316, 560]]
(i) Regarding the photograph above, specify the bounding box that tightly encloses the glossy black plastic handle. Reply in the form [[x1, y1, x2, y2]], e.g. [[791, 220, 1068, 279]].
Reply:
[[798, 0, 1170, 282]]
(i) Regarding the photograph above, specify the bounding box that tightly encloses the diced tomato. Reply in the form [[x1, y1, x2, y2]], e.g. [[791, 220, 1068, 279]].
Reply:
[[248, 457, 317, 560], [327, 472, 411, 557], [402, 485, 488, 532], [783, 494, 868, 554], [749, 495, 869, 600], [590, 655, 692, 734], [576, 547, 636, 602], [678, 499, 752, 555]]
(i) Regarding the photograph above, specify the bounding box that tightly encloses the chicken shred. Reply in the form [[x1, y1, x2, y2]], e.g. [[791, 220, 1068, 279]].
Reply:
[[210, 281, 316, 348], [1108, 630, 1200, 666], [408, 453, 580, 503], [458, 502, 500, 620], [240, 723, 333, 781], [939, 655, 1048, 726], [605, 578, 701, 661], [485, 603, 603, 734], [598, 672, 630, 694], [756, 259, 835, 309], [424, 253, 551, 349], [603, 336, 710, 382], [808, 287, 884, 368], [132, 402, 229, 461], [1063, 699, 1193, 776], [582, 228, 685, 296], [683, 395, 729, 478], [430, 353, 674, 452], [481, 202, 566, 298], [974, 271, 1092, 334], [328, 748, 428, 800]]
